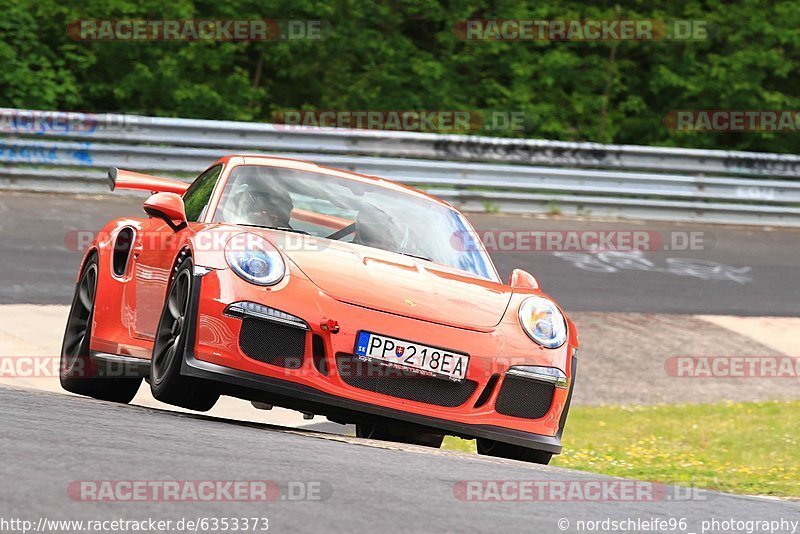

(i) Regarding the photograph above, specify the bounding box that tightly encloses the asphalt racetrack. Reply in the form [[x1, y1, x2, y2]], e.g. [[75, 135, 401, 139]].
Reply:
[[2, 386, 798, 533], [1, 191, 799, 315], [1, 191, 799, 533]]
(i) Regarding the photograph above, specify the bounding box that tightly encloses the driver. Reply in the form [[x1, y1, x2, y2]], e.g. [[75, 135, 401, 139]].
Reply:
[[353, 206, 401, 251], [239, 187, 294, 228]]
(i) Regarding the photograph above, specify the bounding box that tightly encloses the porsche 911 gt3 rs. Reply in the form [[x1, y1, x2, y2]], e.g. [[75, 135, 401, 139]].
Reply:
[[61, 155, 578, 464]]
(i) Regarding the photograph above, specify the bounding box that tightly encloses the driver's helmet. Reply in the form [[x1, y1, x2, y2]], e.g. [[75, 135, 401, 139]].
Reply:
[[239, 186, 293, 228], [353, 205, 401, 251]]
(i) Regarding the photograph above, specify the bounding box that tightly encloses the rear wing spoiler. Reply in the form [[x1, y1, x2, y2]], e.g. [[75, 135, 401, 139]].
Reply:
[[108, 167, 189, 195]]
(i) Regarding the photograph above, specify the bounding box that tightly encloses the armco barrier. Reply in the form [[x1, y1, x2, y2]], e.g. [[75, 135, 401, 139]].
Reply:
[[1, 109, 799, 225]]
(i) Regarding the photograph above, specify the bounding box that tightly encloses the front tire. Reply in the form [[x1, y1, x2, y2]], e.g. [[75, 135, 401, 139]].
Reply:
[[60, 254, 141, 403], [476, 438, 553, 464], [150, 257, 219, 411]]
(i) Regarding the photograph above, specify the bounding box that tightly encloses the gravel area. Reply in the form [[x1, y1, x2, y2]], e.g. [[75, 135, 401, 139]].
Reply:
[[571, 312, 800, 406]]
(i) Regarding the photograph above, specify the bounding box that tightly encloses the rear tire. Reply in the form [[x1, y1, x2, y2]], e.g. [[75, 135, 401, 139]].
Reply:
[[60, 254, 141, 403], [356, 423, 444, 448], [476, 438, 552, 464], [150, 257, 219, 411]]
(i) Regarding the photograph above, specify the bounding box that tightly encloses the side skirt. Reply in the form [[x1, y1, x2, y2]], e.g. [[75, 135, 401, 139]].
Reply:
[[90, 351, 150, 378]]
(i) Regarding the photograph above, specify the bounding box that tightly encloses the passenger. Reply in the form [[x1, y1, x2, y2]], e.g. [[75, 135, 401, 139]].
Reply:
[[353, 206, 401, 251]]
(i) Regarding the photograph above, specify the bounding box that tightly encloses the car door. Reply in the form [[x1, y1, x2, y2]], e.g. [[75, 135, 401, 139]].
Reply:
[[129, 164, 223, 341]]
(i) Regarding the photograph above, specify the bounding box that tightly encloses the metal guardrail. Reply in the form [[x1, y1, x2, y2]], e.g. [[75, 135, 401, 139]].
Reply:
[[1, 109, 799, 226]]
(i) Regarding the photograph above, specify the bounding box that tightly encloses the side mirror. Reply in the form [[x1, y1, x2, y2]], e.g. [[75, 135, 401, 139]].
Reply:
[[143, 192, 188, 231], [509, 268, 539, 290]]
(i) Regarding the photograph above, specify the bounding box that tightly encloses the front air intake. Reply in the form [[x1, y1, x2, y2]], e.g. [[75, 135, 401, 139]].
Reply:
[[494, 375, 555, 420], [239, 318, 306, 369]]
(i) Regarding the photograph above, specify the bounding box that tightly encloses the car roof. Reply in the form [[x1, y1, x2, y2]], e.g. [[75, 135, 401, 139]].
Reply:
[[211, 154, 455, 210]]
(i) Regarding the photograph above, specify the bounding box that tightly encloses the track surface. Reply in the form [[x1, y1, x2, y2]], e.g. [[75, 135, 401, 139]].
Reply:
[[1, 192, 799, 315], [2, 192, 799, 532], [3, 385, 797, 533]]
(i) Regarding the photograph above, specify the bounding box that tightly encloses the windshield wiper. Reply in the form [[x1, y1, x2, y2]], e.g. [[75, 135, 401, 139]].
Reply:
[[238, 224, 310, 235]]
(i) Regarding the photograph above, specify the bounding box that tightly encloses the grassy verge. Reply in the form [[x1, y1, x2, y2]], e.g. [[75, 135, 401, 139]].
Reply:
[[442, 400, 799, 497]]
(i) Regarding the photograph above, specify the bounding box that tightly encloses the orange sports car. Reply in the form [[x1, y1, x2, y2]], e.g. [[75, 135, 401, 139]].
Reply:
[[60, 155, 578, 464]]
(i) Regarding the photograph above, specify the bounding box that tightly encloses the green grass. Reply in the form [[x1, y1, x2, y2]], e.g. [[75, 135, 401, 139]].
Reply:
[[442, 400, 800, 498]]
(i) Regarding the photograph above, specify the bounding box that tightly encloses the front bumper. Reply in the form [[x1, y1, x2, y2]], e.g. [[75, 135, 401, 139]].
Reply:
[[183, 267, 576, 453]]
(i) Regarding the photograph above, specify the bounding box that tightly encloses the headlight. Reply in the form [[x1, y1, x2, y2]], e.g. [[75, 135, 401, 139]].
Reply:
[[225, 234, 285, 286], [518, 296, 567, 348]]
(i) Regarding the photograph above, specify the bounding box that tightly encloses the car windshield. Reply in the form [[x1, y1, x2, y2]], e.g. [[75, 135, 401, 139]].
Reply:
[[213, 165, 498, 281]]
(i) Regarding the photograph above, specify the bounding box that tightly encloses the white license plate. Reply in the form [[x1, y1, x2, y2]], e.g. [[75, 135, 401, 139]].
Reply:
[[353, 331, 469, 382]]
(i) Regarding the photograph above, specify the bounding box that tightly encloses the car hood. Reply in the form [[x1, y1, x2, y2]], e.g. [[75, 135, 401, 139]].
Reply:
[[276, 235, 511, 331]]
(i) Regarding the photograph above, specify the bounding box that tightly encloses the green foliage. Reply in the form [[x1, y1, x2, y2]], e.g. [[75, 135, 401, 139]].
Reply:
[[1, 0, 798, 152]]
